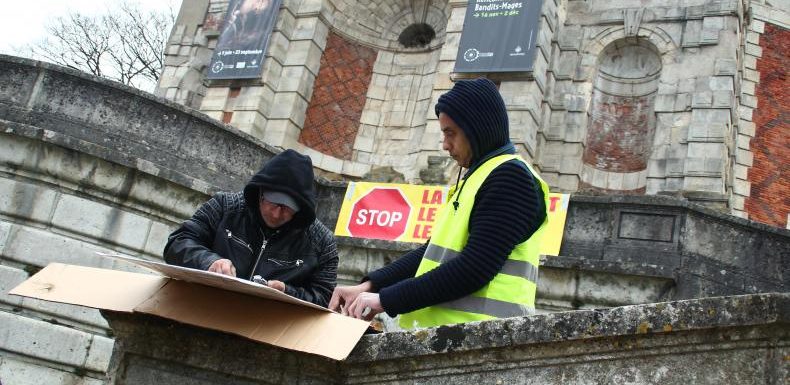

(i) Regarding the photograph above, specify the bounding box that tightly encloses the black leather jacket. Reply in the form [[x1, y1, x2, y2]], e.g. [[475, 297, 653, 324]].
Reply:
[[163, 150, 338, 307]]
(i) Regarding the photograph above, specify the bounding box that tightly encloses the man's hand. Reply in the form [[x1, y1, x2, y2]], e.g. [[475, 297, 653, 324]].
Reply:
[[267, 280, 285, 292], [328, 281, 373, 315], [347, 292, 383, 321], [208, 259, 237, 276]]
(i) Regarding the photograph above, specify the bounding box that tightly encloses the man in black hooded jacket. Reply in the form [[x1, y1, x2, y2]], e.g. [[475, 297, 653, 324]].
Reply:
[[164, 149, 338, 307]]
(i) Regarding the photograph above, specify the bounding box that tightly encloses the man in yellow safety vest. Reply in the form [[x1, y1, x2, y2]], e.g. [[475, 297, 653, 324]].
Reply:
[[329, 78, 550, 329]]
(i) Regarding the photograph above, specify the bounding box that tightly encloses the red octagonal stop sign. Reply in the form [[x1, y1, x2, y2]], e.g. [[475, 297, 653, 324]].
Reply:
[[347, 188, 411, 241]]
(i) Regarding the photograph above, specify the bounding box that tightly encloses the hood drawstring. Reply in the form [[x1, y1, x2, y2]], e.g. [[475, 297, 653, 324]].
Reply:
[[452, 166, 466, 211], [451, 142, 514, 211]]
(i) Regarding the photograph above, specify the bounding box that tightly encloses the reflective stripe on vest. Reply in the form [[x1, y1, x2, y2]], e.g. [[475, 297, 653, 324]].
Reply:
[[423, 243, 539, 283], [437, 295, 533, 318], [399, 154, 550, 329]]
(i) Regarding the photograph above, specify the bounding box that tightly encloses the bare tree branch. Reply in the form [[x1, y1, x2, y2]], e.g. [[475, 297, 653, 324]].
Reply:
[[18, 1, 175, 92]]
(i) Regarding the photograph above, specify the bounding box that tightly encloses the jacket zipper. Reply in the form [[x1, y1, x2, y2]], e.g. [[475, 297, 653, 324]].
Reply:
[[248, 237, 268, 280], [225, 229, 252, 253], [268, 258, 304, 268]]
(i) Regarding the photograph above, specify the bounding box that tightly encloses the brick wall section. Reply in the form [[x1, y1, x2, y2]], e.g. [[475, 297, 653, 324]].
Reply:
[[299, 32, 376, 160], [745, 23, 789, 228], [583, 92, 656, 173]]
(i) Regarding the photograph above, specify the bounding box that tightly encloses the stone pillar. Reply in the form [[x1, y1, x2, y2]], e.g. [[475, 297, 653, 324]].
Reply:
[[156, 0, 212, 109]]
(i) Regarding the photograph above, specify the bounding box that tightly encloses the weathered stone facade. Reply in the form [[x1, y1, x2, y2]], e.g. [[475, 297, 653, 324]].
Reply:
[[157, 0, 789, 228], [1, 54, 788, 384], [1, 0, 788, 383]]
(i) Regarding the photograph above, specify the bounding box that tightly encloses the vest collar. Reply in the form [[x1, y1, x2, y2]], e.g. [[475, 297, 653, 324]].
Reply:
[[464, 142, 516, 179]]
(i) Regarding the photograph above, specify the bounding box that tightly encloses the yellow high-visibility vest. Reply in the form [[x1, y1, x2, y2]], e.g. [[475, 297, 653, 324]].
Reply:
[[399, 154, 550, 329]]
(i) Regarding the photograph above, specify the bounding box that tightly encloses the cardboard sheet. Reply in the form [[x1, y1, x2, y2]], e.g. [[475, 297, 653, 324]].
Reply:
[[9, 263, 168, 312], [10, 260, 370, 360], [104, 253, 329, 312], [135, 280, 366, 358]]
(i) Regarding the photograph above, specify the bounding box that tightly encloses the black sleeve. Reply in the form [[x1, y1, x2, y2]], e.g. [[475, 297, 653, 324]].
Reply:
[[163, 194, 226, 270], [283, 222, 339, 307], [378, 161, 545, 316], [366, 243, 428, 290]]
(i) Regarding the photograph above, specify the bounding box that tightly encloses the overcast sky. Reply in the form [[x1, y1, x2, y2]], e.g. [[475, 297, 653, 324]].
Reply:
[[0, 0, 182, 55]]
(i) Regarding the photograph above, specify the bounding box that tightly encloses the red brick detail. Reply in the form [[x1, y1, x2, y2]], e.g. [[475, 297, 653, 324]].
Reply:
[[203, 11, 225, 32], [222, 111, 233, 123], [583, 92, 656, 173], [745, 23, 790, 228], [299, 32, 376, 160]]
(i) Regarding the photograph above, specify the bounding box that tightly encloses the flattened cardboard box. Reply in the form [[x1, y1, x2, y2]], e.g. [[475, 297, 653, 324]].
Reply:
[[10, 257, 370, 360]]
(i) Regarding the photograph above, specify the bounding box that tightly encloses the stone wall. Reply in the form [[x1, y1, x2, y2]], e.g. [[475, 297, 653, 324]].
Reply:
[[559, 195, 789, 299], [102, 293, 790, 384]]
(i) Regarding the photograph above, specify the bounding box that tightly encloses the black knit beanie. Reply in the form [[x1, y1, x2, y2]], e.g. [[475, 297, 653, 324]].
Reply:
[[435, 78, 510, 163]]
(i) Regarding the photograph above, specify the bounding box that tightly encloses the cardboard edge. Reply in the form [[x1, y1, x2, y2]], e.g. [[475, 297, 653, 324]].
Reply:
[[11, 262, 370, 360], [9, 263, 169, 312], [132, 279, 370, 360]]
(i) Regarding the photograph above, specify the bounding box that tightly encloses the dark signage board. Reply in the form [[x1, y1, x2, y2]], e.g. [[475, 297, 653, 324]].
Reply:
[[454, 0, 544, 73], [207, 0, 282, 80]]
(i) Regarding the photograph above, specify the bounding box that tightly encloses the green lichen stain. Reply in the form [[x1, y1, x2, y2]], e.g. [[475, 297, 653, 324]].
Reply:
[[585, 324, 600, 337], [636, 322, 651, 334], [414, 329, 430, 342]]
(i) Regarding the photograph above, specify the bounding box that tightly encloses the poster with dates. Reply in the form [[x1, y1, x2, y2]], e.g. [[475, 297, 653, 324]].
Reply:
[[207, 0, 282, 80], [454, 0, 544, 73]]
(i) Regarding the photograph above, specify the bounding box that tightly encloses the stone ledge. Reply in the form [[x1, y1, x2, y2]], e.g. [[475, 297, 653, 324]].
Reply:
[[569, 194, 790, 237], [0, 55, 282, 195], [541, 255, 673, 279], [751, 3, 790, 29], [100, 293, 789, 384], [348, 293, 788, 362]]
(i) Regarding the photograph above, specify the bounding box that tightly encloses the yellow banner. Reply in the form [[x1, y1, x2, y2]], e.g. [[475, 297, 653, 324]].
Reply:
[[334, 182, 568, 255], [334, 182, 447, 243], [541, 193, 569, 256]]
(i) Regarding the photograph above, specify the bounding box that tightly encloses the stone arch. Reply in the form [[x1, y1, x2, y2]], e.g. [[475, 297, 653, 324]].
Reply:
[[328, 0, 449, 51], [583, 26, 678, 65], [299, 0, 450, 178], [580, 38, 663, 193]]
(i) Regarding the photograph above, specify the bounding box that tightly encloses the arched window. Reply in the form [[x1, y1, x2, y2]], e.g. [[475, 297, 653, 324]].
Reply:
[[581, 41, 661, 193]]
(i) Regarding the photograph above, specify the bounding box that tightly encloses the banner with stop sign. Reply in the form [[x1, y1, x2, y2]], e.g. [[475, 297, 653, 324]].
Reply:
[[334, 182, 569, 254], [334, 182, 448, 243]]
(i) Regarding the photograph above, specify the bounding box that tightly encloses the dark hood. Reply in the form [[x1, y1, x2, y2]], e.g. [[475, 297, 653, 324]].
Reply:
[[243, 149, 316, 229], [435, 78, 511, 167]]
